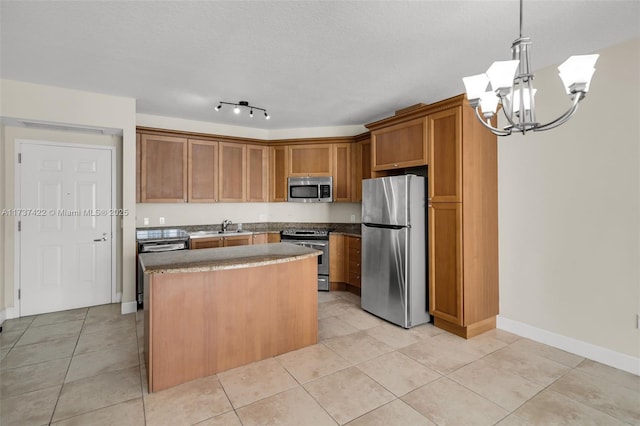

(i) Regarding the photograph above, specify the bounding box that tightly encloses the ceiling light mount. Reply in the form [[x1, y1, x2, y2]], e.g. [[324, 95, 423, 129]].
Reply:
[[462, 0, 598, 136], [214, 100, 270, 120]]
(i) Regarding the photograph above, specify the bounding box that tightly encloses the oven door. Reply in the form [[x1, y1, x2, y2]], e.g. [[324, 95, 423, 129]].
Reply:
[[303, 241, 329, 276], [283, 239, 329, 276]]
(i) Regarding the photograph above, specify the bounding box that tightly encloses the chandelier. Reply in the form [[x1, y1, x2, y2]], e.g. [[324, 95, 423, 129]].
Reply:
[[214, 101, 270, 120], [462, 0, 599, 136]]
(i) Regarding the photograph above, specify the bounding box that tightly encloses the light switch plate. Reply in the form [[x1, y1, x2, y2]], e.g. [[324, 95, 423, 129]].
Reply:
[[143, 217, 149, 226], [159, 217, 165, 225], [350, 214, 356, 223]]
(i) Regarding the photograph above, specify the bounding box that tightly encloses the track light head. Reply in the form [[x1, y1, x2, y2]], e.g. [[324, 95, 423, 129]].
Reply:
[[265, 112, 270, 120], [214, 104, 222, 111]]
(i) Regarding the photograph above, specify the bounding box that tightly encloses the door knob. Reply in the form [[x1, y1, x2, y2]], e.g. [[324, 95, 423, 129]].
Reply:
[[93, 233, 108, 242]]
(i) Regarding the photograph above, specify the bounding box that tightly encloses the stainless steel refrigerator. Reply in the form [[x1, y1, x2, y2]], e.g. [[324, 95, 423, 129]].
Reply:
[[361, 175, 430, 328]]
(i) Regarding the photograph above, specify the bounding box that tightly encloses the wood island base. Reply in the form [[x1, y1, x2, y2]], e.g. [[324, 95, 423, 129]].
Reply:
[[144, 256, 318, 392]]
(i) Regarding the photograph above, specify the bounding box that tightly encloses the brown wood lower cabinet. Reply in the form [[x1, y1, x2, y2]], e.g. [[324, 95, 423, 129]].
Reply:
[[429, 201, 498, 338], [190, 234, 252, 249], [347, 236, 361, 289], [251, 233, 268, 245], [329, 234, 361, 294]]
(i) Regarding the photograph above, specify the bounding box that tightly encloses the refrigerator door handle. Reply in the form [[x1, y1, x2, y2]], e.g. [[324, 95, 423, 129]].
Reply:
[[362, 223, 406, 230]]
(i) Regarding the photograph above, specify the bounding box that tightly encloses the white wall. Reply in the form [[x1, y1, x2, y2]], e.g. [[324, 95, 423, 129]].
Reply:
[[497, 39, 640, 369], [0, 79, 137, 315]]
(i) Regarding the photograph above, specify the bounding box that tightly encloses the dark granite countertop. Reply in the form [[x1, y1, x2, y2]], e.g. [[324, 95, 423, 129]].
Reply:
[[139, 242, 321, 274], [136, 222, 362, 240]]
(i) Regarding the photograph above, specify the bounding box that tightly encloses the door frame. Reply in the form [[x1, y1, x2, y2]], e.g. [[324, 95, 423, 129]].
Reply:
[[14, 139, 117, 316]]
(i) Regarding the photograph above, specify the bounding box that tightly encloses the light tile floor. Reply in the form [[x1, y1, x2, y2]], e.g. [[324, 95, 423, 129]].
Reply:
[[1, 291, 638, 425]]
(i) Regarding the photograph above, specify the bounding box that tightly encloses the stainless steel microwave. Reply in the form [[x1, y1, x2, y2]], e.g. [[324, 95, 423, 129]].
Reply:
[[287, 177, 333, 202]]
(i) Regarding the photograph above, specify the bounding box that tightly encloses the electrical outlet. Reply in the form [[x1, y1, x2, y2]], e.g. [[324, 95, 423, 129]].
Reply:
[[350, 214, 356, 223], [159, 217, 165, 225], [143, 217, 149, 226]]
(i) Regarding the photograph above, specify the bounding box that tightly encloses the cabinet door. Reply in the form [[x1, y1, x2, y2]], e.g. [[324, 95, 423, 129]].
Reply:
[[246, 145, 269, 202], [289, 144, 332, 177], [140, 134, 188, 202], [219, 142, 247, 202], [371, 117, 427, 171], [429, 202, 463, 325], [351, 139, 371, 202], [223, 235, 252, 247], [429, 107, 462, 202], [252, 233, 269, 245], [267, 233, 281, 243], [269, 146, 289, 202], [188, 140, 219, 203], [136, 133, 141, 203], [191, 237, 224, 249], [332, 143, 351, 202], [329, 234, 346, 283]]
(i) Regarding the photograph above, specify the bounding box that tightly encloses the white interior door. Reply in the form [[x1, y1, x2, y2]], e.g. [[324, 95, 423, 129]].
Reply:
[[19, 141, 114, 316]]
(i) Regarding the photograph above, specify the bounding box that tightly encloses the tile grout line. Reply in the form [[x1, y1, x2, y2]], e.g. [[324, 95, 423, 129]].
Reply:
[[135, 309, 148, 426], [47, 308, 88, 425]]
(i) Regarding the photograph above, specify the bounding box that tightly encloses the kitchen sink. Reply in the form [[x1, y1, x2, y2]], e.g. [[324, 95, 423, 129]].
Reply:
[[189, 230, 253, 238]]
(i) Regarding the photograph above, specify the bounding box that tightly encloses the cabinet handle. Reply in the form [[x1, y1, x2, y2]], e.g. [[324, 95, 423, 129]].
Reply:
[[393, 164, 398, 167]]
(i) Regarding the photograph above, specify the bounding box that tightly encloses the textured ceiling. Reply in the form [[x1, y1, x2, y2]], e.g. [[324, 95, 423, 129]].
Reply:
[[1, 1, 639, 130]]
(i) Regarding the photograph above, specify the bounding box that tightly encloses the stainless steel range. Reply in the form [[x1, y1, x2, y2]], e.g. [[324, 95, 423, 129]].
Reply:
[[280, 229, 330, 291], [136, 229, 190, 306]]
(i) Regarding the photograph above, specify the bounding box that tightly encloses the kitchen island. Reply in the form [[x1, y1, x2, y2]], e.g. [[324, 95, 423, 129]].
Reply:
[[139, 243, 320, 392]]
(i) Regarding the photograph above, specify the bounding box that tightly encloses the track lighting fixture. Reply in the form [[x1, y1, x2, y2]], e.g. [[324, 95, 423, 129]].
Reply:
[[214, 101, 270, 120]]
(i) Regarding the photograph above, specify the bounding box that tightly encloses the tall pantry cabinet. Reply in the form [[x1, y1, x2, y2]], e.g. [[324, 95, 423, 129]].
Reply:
[[427, 95, 498, 338]]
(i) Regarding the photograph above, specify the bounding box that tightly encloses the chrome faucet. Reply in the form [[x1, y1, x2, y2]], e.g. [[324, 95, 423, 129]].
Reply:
[[222, 219, 232, 233]]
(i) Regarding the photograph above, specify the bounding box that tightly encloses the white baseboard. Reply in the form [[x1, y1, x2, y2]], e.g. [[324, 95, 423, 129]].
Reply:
[[3, 307, 19, 321], [115, 292, 123, 303], [497, 316, 640, 376], [120, 301, 137, 315]]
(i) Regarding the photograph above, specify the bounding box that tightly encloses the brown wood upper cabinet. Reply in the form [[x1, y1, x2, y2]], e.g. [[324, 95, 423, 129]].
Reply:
[[429, 107, 462, 203], [218, 142, 247, 202], [288, 144, 332, 177], [351, 137, 371, 202], [246, 144, 269, 202], [332, 143, 351, 202], [269, 146, 288, 202], [371, 117, 428, 171], [136, 133, 141, 203], [140, 134, 188, 202], [188, 140, 219, 203]]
